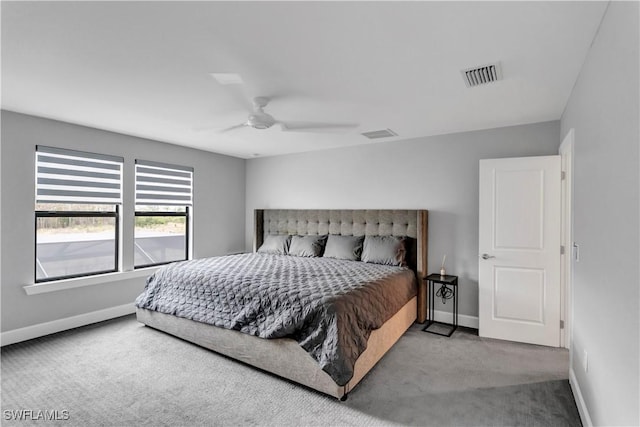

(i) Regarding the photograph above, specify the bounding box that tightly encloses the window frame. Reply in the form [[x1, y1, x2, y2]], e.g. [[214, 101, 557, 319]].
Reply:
[[134, 159, 193, 269], [34, 206, 120, 283], [32, 147, 195, 284], [133, 206, 190, 269], [34, 145, 124, 284]]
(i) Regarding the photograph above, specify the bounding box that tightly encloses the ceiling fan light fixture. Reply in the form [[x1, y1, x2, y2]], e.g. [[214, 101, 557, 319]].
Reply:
[[247, 112, 276, 129]]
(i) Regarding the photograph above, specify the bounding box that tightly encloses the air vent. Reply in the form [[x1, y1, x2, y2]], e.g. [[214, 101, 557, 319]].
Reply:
[[461, 62, 502, 88], [361, 129, 398, 139]]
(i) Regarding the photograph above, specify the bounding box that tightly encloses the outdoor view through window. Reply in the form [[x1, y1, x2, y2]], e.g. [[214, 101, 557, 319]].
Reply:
[[36, 203, 117, 281], [35, 204, 188, 279], [134, 205, 188, 268]]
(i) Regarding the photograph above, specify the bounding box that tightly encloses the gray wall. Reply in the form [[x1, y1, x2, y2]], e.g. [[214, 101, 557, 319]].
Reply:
[[1, 111, 246, 332], [560, 2, 639, 426], [245, 121, 560, 318]]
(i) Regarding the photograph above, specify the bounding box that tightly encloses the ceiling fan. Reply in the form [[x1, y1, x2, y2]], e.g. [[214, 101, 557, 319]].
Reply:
[[210, 96, 358, 134]]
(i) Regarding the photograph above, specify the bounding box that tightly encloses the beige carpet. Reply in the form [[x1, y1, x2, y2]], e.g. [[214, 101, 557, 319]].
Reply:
[[1, 315, 580, 426]]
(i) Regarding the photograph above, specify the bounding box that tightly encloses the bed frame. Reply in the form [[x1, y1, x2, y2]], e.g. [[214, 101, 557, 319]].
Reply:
[[137, 209, 428, 399]]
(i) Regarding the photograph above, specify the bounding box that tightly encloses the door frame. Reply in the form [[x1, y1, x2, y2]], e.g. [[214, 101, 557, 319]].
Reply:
[[559, 129, 574, 349]]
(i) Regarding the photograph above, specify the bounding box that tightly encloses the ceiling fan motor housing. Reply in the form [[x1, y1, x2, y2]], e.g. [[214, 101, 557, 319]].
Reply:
[[248, 111, 276, 129]]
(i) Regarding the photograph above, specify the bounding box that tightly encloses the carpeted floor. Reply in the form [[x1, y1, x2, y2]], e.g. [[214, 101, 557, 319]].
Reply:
[[1, 315, 581, 426]]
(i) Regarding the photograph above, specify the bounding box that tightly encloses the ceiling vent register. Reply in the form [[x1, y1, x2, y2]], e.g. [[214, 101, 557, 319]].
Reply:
[[361, 129, 398, 139], [461, 62, 502, 87]]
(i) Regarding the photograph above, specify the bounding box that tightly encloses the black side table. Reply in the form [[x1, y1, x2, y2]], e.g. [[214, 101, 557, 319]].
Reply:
[[422, 273, 459, 337]]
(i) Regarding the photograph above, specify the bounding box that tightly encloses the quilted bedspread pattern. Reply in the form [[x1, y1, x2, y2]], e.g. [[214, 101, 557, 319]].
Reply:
[[135, 253, 416, 385]]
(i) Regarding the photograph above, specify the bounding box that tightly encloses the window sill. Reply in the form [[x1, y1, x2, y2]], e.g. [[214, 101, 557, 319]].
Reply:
[[23, 267, 161, 296]]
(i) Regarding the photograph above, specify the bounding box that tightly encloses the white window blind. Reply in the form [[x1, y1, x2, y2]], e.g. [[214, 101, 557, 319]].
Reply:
[[135, 160, 193, 206], [36, 146, 123, 204]]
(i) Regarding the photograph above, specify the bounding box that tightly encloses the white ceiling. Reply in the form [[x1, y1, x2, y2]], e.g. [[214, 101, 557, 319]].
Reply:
[[2, 1, 608, 159]]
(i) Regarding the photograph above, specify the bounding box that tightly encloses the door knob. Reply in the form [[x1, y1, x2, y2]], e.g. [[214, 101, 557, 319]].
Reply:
[[480, 253, 495, 260]]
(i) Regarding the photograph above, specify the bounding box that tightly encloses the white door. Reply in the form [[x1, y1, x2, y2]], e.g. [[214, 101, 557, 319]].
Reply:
[[479, 156, 561, 347]]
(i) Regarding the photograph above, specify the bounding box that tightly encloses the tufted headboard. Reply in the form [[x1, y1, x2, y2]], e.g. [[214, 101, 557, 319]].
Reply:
[[254, 209, 428, 320]]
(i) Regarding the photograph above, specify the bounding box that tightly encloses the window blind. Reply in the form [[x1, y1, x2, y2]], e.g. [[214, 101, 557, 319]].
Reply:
[[36, 146, 123, 204], [135, 160, 193, 206]]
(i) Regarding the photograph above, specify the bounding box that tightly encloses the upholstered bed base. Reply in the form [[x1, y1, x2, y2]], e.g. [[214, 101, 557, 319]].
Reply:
[[136, 296, 416, 399], [136, 209, 428, 399]]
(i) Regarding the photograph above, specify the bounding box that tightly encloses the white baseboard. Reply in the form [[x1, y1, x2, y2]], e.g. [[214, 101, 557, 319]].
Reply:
[[569, 367, 593, 427], [432, 310, 479, 329], [1, 303, 135, 346]]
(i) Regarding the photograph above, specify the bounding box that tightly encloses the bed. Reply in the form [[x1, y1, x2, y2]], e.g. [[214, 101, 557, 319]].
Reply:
[[136, 209, 428, 399]]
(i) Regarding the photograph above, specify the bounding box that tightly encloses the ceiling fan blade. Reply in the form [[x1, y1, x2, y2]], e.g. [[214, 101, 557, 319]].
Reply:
[[280, 121, 358, 133], [193, 124, 222, 132], [233, 91, 255, 112], [193, 122, 246, 132], [259, 92, 290, 104], [218, 123, 248, 133]]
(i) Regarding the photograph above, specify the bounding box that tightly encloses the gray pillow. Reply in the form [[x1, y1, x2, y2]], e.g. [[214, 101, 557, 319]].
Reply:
[[323, 235, 364, 261], [288, 235, 327, 257], [361, 235, 407, 266], [257, 234, 291, 255]]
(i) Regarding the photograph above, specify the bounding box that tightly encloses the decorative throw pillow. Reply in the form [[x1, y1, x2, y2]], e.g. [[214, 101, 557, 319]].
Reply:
[[288, 235, 328, 257], [361, 235, 407, 266], [323, 235, 365, 261], [257, 234, 291, 255]]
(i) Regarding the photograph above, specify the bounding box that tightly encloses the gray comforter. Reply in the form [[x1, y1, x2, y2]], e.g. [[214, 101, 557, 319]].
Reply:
[[135, 253, 416, 385]]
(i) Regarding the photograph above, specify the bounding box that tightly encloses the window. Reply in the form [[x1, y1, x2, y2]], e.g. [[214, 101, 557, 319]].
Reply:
[[134, 160, 193, 268], [35, 146, 123, 282]]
